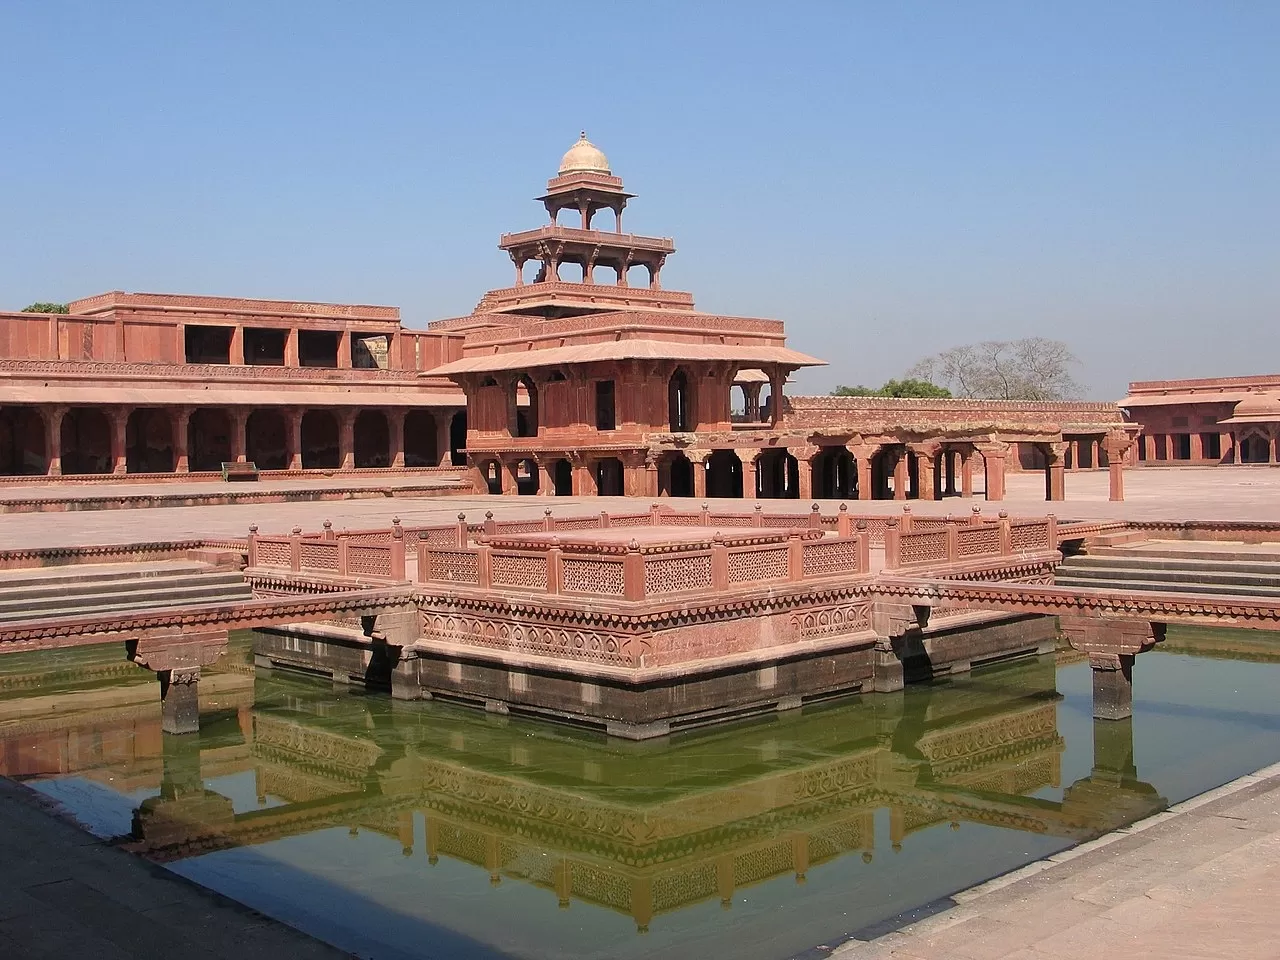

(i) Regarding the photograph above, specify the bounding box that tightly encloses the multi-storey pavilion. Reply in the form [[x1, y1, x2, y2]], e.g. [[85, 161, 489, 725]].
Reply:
[[429, 134, 826, 499], [1121, 375, 1280, 465]]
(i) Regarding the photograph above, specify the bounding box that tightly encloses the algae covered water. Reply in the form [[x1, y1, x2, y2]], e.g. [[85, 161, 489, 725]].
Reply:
[[4, 627, 1280, 960]]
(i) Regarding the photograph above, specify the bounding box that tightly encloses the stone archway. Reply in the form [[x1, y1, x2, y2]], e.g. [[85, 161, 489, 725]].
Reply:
[[664, 452, 694, 497], [552, 458, 573, 496], [757, 449, 800, 499], [126, 409, 174, 474], [0, 407, 46, 475], [187, 408, 233, 473], [404, 410, 437, 467], [517, 457, 539, 495], [477, 458, 502, 495], [813, 447, 856, 499], [1240, 433, 1271, 464], [354, 410, 390, 468], [60, 408, 113, 475], [245, 409, 288, 471], [668, 369, 693, 432], [706, 449, 743, 498], [301, 410, 340, 470], [596, 457, 624, 497]]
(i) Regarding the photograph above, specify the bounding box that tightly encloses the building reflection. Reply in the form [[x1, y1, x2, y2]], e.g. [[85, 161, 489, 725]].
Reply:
[[0, 649, 1166, 933]]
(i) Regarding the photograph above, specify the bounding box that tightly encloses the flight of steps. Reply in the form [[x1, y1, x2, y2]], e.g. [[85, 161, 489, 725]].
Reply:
[[1055, 544, 1280, 598], [0, 561, 253, 625]]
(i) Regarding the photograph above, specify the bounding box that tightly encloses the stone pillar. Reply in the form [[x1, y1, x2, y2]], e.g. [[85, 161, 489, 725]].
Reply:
[[850, 445, 874, 501], [538, 458, 554, 496], [284, 328, 299, 367], [892, 449, 908, 501], [229, 409, 249, 463], [337, 330, 352, 368], [1189, 431, 1203, 462], [286, 408, 304, 470], [692, 453, 708, 499], [1219, 432, 1232, 464], [229, 326, 245, 365], [387, 408, 407, 469], [739, 449, 759, 500], [960, 449, 974, 498], [1090, 654, 1134, 721], [1046, 442, 1066, 502], [1067, 439, 1078, 470], [909, 444, 939, 500], [1090, 439, 1100, 468], [338, 410, 355, 470], [43, 405, 67, 476], [1141, 433, 1155, 462], [108, 408, 129, 475], [645, 454, 660, 498], [769, 369, 785, 426], [573, 456, 597, 496], [436, 413, 454, 467], [503, 458, 520, 495], [172, 408, 191, 474], [159, 667, 202, 735], [1102, 432, 1132, 502], [796, 445, 817, 501], [978, 443, 1008, 501]]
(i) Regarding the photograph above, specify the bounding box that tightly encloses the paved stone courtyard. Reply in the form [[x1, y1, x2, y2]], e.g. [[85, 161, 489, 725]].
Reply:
[[0, 466, 1277, 550]]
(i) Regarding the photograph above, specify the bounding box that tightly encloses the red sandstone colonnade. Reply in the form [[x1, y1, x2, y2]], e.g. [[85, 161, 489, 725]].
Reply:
[[0, 404, 465, 478]]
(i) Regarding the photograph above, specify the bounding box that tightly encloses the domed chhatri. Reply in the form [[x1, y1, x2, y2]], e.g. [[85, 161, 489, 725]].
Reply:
[[558, 131, 610, 175], [1229, 392, 1280, 421]]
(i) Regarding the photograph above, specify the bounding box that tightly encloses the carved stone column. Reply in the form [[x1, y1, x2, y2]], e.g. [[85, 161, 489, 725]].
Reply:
[[109, 407, 130, 475], [285, 408, 304, 471], [172, 407, 192, 474], [229, 409, 249, 464], [338, 410, 356, 470], [387, 408, 407, 469], [908, 443, 940, 501], [976, 442, 1008, 501], [436, 412, 455, 467], [738, 448, 760, 500], [1059, 616, 1163, 720], [1102, 431, 1133, 502], [691, 451, 708, 499], [892, 448, 908, 501], [795, 444, 818, 501], [1046, 442, 1067, 501], [42, 405, 67, 477], [960, 448, 974, 498], [502, 458, 520, 496], [848, 443, 875, 501]]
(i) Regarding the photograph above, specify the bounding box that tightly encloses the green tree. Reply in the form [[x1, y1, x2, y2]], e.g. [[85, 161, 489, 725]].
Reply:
[[831, 378, 952, 399], [20, 302, 68, 314]]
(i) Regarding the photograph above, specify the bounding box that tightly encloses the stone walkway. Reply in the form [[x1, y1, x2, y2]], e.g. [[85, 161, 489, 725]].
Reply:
[[3, 467, 1280, 551], [0, 777, 351, 959], [829, 762, 1280, 960]]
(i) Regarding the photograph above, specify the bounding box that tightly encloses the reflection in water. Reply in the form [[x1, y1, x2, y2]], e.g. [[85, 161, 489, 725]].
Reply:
[[1, 631, 1277, 960]]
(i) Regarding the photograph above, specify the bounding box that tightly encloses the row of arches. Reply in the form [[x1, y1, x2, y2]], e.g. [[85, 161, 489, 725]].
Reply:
[[0, 406, 467, 476]]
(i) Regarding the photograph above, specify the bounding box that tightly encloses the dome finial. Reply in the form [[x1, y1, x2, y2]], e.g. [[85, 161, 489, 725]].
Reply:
[[559, 132, 610, 175]]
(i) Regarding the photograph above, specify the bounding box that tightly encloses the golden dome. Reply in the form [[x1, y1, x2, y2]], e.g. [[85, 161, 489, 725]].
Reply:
[[559, 132, 610, 175]]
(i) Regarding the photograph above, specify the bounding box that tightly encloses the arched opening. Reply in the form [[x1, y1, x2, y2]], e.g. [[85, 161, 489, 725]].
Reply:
[[1240, 434, 1270, 464], [478, 459, 502, 495], [515, 376, 539, 439], [758, 383, 774, 424], [245, 409, 288, 471], [813, 447, 856, 499], [301, 410, 340, 470], [187, 408, 233, 473], [552, 458, 573, 496], [664, 453, 694, 497], [756, 449, 799, 498], [404, 410, 438, 467], [730, 384, 748, 421], [706, 450, 743, 498], [449, 411, 468, 466], [625, 263, 649, 288], [126, 409, 174, 474], [520, 260, 548, 285], [668, 369, 693, 432], [60, 408, 113, 475], [354, 410, 390, 467], [595, 457, 624, 497], [0, 407, 46, 475], [590, 263, 614, 284], [870, 446, 901, 500], [517, 458, 539, 495]]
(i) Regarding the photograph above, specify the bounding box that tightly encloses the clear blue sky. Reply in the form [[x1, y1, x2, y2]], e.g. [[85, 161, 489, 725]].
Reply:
[[2, 1, 1276, 399]]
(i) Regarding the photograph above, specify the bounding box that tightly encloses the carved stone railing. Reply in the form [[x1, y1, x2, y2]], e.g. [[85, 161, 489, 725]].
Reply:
[[499, 225, 675, 251], [247, 521, 407, 582], [887, 514, 1057, 570]]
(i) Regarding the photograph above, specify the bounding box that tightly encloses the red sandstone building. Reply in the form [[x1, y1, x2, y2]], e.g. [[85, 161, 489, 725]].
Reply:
[[1121, 375, 1280, 465], [0, 134, 1135, 501]]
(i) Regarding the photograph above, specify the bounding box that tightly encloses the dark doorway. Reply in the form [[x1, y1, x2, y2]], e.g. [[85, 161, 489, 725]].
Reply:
[[552, 458, 573, 496], [188, 408, 233, 473], [301, 410, 340, 469], [126, 409, 174, 473]]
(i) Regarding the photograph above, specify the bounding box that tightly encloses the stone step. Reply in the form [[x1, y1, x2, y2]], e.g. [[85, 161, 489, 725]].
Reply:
[[0, 560, 213, 589], [1056, 563, 1280, 590], [1053, 575, 1280, 599], [0, 584, 254, 624], [0, 571, 247, 607], [1090, 545, 1280, 564], [1063, 554, 1280, 576]]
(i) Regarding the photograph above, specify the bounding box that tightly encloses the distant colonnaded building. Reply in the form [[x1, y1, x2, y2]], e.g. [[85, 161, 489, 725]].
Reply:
[[1120, 375, 1280, 466], [0, 135, 1137, 500]]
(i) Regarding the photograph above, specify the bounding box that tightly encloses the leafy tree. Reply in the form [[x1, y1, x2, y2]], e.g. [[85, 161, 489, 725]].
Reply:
[[831, 378, 952, 399], [878, 377, 952, 399], [906, 338, 1081, 401], [20, 302, 68, 314]]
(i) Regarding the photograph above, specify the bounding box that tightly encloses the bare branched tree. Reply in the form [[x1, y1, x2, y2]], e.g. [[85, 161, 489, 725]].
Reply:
[[906, 338, 1081, 401]]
